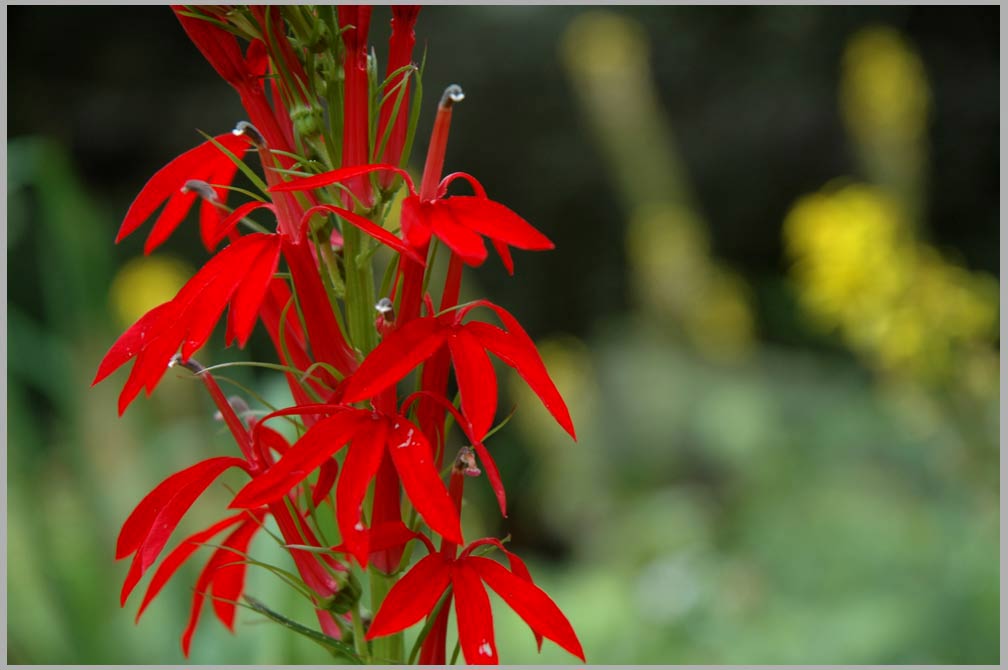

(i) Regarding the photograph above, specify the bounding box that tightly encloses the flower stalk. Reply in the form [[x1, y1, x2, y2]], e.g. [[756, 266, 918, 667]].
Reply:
[[95, 6, 583, 664]]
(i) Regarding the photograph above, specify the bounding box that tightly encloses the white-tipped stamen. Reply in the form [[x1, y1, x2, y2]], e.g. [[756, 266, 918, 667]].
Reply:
[[375, 297, 395, 322], [440, 84, 465, 108], [181, 179, 218, 201], [233, 120, 265, 147]]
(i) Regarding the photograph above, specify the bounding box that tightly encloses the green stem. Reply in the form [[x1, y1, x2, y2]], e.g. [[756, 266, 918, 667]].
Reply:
[[351, 606, 369, 662], [369, 570, 404, 663]]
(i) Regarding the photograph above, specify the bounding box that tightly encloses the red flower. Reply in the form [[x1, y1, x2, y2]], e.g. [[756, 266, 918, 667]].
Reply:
[[366, 538, 585, 664], [270, 164, 554, 275], [229, 404, 463, 567], [340, 299, 576, 441], [116, 132, 251, 253]]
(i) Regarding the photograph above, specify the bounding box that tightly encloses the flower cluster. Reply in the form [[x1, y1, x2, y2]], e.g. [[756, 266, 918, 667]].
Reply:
[[94, 6, 583, 664]]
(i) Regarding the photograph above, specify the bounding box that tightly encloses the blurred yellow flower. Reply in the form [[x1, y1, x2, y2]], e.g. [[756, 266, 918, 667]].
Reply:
[[109, 255, 193, 329]]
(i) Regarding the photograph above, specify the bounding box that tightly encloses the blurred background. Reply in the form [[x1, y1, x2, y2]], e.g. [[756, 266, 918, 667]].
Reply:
[[7, 5, 999, 665]]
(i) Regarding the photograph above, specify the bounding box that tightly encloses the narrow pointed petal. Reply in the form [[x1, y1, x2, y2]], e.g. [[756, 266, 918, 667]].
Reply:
[[418, 590, 452, 664], [388, 418, 462, 545], [471, 441, 507, 517], [428, 201, 488, 266], [208, 200, 275, 250], [210, 512, 266, 630], [340, 317, 448, 403], [117, 456, 248, 560], [452, 561, 498, 664], [230, 411, 365, 508], [136, 513, 245, 621], [447, 329, 497, 440], [366, 552, 451, 639], [302, 204, 425, 264], [144, 189, 199, 254], [441, 196, 554, 250], [312, 459, 339, 507], [180, 517, 260, 656], [117, 133, 250, 246], [466, 316, 575, 440], [469, 556, 585, 661], [269, 163, 414, 194], [119, 457, 248, 604], [336, 419, 388, 566], [93, 302, 173, 386], [226, 234, 281, 347], [490, 238, 515, 275]]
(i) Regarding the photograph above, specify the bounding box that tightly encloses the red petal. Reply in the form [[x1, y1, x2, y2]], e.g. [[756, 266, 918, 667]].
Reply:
[[366, 552, 451, 639], [312, 459, 339, 507], [180, 516, 260, 656], [340, 317, 448, 403], [387, 418, 462, 545], [441, 196, 554, 250], [302, 204, 425, 265], [93, 302, 173, 386], [469, 556, 585, 661], [401, 195, 432, 248], [144, 189, 199, 254], [465, 307, 575, 440], [226, 234, 281, 347], [230, 411, 366, 508], [490, 239, 515, 275], [452, 561, 498, 664], [471, 441, 507, 518], [119, 457, 248, 604], [428, 201, 488, 266], [336, 418, 388, 566], [135, 513, 245, 622], [210, 512, 266, 630], [208, 200, 275, 250], [269, 163, 415, 194], [117, 133, 250, 246], [448, 329, 497, 440]]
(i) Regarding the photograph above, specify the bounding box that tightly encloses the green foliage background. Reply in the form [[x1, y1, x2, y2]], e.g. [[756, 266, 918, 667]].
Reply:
[[7, 6, 999, 665]]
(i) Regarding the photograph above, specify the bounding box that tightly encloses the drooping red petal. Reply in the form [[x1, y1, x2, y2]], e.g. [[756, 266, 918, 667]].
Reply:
[[208, 200, 275, 250], [490, 238, 515, 275], [119, 456, 249, 604], [464, 304, 575, 439], [400, 195, 433, 248], [93, 302, 173, 386], [461, 537, 541, 648], [210, 511, 266, 630], [427, 201, 488, 266], [116, 322, 182, 415], [135, 513, 245, 622], [441, 196, 554, 251], [452, 561, 498, 664], [225, 234, 281, 347], [447, 328, 498, 440], [387, 417, 462, 545], [301, 204, 425, 264], [312, 459, 339, 507], [180, 516, 261, 656], [269, 163, 415, 195], [340, 316, 448, 404], [471, 441, 507, 518], [173, 6, 253, 89], [366, 552, 451, 639], [418, 590, 453, 664], [336, 418, 388, 566], [230, 411, 366, 509], [469, 555, 585, 661], [145, 189, 200, 254], [117, 133, 250, 247]]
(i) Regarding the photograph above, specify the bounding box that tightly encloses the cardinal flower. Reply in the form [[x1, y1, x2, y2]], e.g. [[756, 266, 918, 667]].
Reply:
[[229, 403, 462, 567], [340, 299, 575, 442], [270, 163, 554, 274], [366, 537, 585, 664]]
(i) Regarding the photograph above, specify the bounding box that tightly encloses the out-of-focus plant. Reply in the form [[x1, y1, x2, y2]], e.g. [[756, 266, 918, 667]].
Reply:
[[783, 26, 998, 424], [561, 10, 754, 362]]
